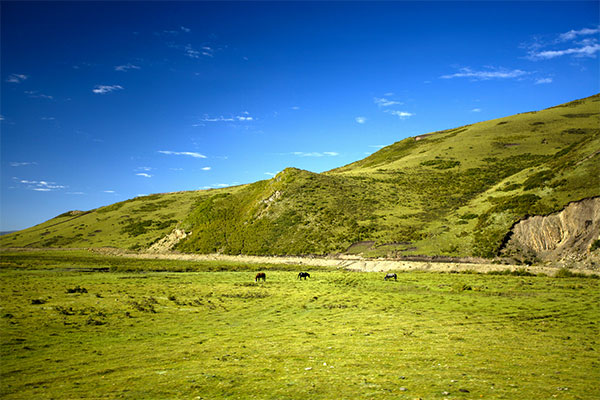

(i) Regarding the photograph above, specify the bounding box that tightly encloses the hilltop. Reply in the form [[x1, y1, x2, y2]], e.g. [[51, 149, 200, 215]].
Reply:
[[2, 94, 599, 266]]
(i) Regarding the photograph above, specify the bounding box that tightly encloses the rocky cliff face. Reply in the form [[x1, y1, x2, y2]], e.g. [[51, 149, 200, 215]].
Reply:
[[501, 197, 600, 268]]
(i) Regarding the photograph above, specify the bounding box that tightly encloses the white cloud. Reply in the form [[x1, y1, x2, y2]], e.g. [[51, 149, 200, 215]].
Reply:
[[201, 116, 234, 122], [180, 26, 191, 33], [158, 150, 207, 159], [16, 178, 65, 191], [184, 44, 201, 59], [384, 110, 414, 119], [136, 166, 153, 172], [535, 77, 553, 84], [471, 108, 481, 112], [529, 44, 600, 60], [264, 172, 277, 176], [170, 168, 184, 171], [6, 74, 27, 83], [291, 106, 300, 110], [202, 183, 229, 189], [136, 173, 152, 178], [355, 116, 367, 124], [66, 192, 85, 195], [292, 151, 339, 157], [41, 117, 56, 120], [0, 115, 4, 121], [441, 67, 529, 80], [103, 190, 116, 193], [374, 97, 402, 107], [184, 44, 214, 59], [200, 113, 254, 122], [10, 162, 37, 167], [201, 167, 211, 171], [114, 63, 141, 72], [558, 26, 600, 42], [93, 85, 123, 94], [525, 26, 600, 60], [25, 91, 54, 100]]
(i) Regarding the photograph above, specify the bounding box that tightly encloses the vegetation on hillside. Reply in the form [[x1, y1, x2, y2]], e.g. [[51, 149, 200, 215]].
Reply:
[[2, 94, 599, 259]]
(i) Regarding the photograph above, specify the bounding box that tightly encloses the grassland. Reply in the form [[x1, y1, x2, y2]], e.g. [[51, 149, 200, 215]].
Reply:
[[1, 250, 598, 399], [1, 94, 599, 261]]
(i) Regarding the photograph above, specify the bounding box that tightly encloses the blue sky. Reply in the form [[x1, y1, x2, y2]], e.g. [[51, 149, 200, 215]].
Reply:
[[1, 1, 599, 231]]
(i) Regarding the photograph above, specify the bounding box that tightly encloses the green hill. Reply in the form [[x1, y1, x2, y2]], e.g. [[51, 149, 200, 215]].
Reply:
[[3, 94, 599, 261]]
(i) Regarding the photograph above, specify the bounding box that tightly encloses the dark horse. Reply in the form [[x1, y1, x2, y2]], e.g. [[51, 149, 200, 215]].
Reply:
[[384, 273, 397, 281], [298, 272, 310, 280], [255, 272, 266, 282]]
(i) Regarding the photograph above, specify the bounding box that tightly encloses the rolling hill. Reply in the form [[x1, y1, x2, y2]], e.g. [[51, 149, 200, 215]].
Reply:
[[2, 94, 599, 265]]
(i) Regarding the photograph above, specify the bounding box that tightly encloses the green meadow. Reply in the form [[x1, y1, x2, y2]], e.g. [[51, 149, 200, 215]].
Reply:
[[1, 250, 598, 399]]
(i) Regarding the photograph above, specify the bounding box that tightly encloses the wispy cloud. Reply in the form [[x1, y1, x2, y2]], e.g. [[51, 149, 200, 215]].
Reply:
[[136, 173, 152, 178], [535, 77, 553, 84], [41, 117, 56, 120], [525, 26, 600, 60], [92, 85, 123, 94], [529, 44, 600, 60], [180, 26, 191, 33], [184, 44, 214, 59], [201, 167, 211, 171], [441, 67, 529, 80], [384, 110, 414, 119], [158, 150, 207, 159], [290, 106, 300, 110], [292, 151, 339, 157], [264, 172, 278, 177], [202, 183, 230, 189], [66, 192, 85, 195], [103, 190, 116, 194], [0, 115, 4, 121], [6, 74, 27, 83], [558, 26, 600, 42], [374, 97, 402, 107], [10, 161, 37, 167], [355, 116, 367, 124], [25, 91, 54, 100], [200, 112, 254, 122], [471, 108, 482, 113], [15, 178, 66, 191], [114, 63, 141, 72], [136, 166, 153, 172]]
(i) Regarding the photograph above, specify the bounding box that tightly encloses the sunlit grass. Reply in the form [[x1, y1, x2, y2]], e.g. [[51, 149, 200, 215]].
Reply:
[[1, 252, 598, 399]]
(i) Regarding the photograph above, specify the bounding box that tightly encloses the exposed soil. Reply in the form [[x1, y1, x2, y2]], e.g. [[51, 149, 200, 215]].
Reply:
[[88, 247, 596, 276]]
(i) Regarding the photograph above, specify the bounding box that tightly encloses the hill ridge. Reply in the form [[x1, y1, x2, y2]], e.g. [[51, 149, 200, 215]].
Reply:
[[2, 94, 599, 267]]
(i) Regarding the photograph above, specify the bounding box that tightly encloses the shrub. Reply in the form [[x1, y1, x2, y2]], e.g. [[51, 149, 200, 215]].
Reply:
[[66, 286, 88, 294]]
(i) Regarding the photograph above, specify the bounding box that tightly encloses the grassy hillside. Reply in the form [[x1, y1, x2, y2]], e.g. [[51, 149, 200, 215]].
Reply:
[[2, 94, 599, 259]]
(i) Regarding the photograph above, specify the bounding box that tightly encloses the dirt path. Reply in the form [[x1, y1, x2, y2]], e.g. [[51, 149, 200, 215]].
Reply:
[[90, 248, 575, 275]]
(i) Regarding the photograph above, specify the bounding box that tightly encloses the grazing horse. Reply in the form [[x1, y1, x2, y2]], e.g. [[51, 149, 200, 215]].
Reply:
[[298, 272, 310, 280], [255, 272, 266, 282], [384, 273, 397, 281]]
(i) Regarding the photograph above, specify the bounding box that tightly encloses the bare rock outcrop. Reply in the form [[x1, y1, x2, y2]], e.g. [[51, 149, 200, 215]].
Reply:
[[147, 228, 189, 253], [502, 197, 600, 268]]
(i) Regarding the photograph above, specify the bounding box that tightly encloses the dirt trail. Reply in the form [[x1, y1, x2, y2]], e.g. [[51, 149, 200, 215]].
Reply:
[[90, 248, 583, 275]]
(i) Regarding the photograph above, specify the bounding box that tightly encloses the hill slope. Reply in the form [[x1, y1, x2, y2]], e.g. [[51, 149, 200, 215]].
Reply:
[[3, 94, 599, 263]]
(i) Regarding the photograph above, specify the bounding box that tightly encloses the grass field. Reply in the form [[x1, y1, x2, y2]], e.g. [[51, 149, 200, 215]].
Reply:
[[1, 250, 599, 399]]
